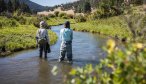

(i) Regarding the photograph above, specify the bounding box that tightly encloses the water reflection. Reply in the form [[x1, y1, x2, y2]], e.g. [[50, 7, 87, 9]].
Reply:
[[0, 25, 107, 84], [38, 59, 51, 84]]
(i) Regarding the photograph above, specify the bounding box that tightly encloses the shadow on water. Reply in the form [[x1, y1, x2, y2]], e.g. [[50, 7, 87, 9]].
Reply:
[[0, 25, 107, 84]]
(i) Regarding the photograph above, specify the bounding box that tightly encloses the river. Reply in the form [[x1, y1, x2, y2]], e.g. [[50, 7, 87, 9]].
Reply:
[[0, 25, 107, 84]]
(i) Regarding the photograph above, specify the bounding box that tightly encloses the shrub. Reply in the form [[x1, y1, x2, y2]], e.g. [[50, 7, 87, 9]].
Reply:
[[33, 17, 42, 28], [54, 11, 59, 17], [0, 25, 58, 55], [74, 14, 86, 22], [67, 14, 74, 19], [62, 16, 69, 19], [8, 19, 19, 27], [59, 12, 67, 18], [13, 16, 27, 25], [0, 18, 19, 27], [64, 39, 146, 84], [88, 10, 103, 20], [48, 13, 55, 18]]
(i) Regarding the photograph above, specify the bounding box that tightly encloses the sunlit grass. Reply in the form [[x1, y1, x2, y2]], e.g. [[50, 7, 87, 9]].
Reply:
[[71, 16, 132, 39], [0, 25, 57, 52]]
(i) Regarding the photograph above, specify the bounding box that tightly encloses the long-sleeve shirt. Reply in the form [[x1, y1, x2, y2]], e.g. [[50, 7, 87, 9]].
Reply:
[[60, 28, 73, 42], [36, 28, 50, 44]]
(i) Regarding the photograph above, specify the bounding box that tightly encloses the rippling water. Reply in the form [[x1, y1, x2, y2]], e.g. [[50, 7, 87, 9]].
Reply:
[[0, 25, 107, 84]]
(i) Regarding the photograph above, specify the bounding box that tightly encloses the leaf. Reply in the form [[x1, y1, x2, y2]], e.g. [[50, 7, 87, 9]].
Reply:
[[51, 66, 58, 76], [69, 69, 77, 75]]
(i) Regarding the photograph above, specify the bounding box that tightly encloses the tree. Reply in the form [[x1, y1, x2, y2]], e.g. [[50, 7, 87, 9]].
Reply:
[[0, 0, 7, 13], [83, 2, 91, 13], [12, 0, 20, 11], [7, 0, 13, 12], [20, 3, 31, 13]]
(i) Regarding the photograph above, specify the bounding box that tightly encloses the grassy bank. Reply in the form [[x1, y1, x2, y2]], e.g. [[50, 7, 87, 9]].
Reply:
[[0, 16, 58, 57], [71, 16, 132, 39], [47, 18, 76, 26]]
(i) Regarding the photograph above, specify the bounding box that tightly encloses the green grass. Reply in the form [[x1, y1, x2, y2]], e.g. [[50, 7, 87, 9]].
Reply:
[[0, 25, 57, 52], [71, 16, 132, 39], [0, 16, 58, 57]]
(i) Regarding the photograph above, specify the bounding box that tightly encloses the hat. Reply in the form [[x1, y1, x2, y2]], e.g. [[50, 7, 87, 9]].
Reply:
[[40, 21, 45, 26]]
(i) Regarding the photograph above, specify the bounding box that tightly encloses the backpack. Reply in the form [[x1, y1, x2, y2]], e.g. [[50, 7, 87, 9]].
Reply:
[[38, 38, 46, 44], [38, 29, 47, 44]]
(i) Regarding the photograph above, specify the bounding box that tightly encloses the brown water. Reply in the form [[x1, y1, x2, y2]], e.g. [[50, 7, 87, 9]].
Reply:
[[0, 25, 107, 84]]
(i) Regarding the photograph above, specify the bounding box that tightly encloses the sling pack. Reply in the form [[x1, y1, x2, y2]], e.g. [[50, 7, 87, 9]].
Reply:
[[38, 29, 47, 44]]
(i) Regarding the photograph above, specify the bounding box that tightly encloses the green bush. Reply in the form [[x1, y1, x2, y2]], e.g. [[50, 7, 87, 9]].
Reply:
[[59, 12, 67, 18], [88, 9, 104, 20], [33, 17, 42, 28], [65, 39, 146, 84], [67, 14, 74, 19], [0, 25, 58, 55], [0, 17, 19, 28], [54, 11, 60, 17], [62, 16, 69, 19], [48, 13, 55, 18], [13, 16, 27, 25], [72, 16, 130, 38], [74, 14, 86, 22]]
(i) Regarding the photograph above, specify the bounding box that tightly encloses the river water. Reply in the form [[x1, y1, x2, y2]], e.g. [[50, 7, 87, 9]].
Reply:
[[0, 25, 107, 84]]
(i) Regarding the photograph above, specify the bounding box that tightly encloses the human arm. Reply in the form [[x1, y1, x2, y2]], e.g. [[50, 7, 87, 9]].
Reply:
[[36, 29, 39, 47], [60, 29, 62, 41], [71, 30, 73, 41], [45, 29, 50, 44]]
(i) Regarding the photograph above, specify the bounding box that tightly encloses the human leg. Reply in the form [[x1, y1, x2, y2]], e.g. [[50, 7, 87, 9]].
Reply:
[[66, 43, 72, 62], [44, 42, 47, 58], [59, 42, 66, 61], [39, 44, 43, 58]]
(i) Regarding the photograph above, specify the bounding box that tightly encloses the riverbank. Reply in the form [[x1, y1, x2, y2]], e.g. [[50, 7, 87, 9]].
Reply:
[[71, 16, 132, 40], [0, 16, 58, 57], [0, 25, 58, 57], [47, 18, 76, 26]]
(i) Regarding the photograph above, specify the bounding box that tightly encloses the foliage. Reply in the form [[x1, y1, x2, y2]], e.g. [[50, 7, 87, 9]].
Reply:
[[124, 13, 146, 41], [74, 14, 86, 22], [0, 16, 58, 56], [12, 0, 20, 11], [0, 0, 7, 13], [65, 39, 146, 84], [52, 0, 98, 13], [89, 8, 105, 19], [54, 11, 60, 17], [59, 12, 67, 18], [83, 2, 91, 13], [130, 0, 143, 5], [72, 16, 131, 39], [67, 14, 74, 19], [48, 13, 55, 18], [20, 2, 31, 13], [7, 0, 13, 12], [0, 17, 19, 28], [0, 25, 57, 56], [96, 0, 124, 18], [0, 0, 31, 14]]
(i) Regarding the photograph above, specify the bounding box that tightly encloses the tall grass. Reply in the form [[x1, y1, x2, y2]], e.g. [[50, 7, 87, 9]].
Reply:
[[72, 16, 132, 39], [0, 16, 19, 28], [0, 16, 58, 56], [0, 25, 57, 52]]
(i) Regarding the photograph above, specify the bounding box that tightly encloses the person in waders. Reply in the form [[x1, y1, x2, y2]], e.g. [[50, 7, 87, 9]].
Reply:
[[59, 21, 73, 63], [36, 21, 50, 58]]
